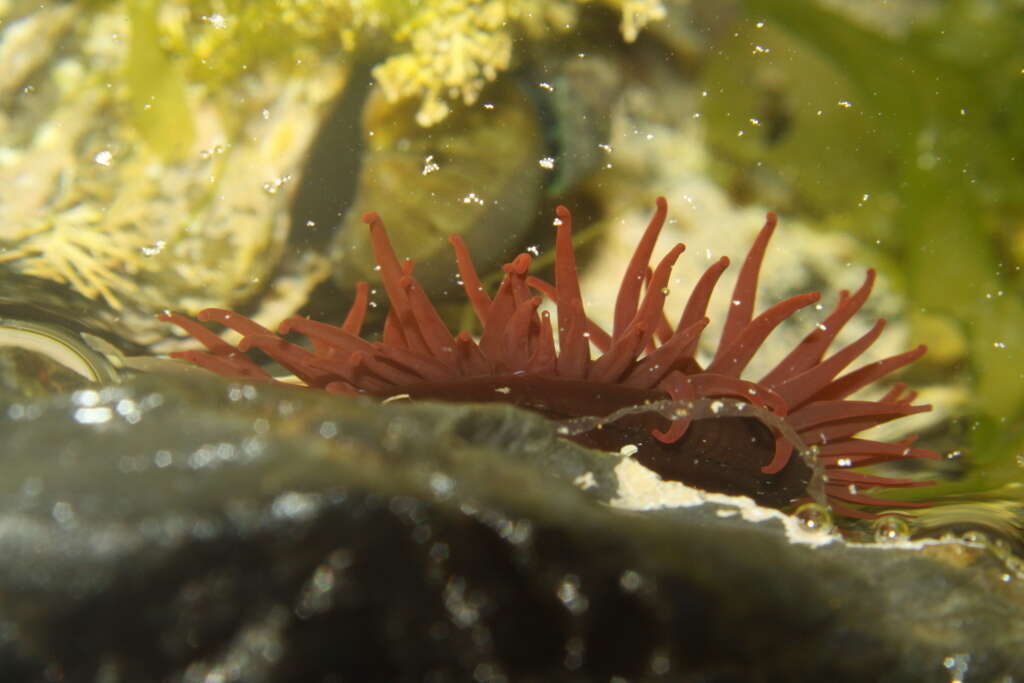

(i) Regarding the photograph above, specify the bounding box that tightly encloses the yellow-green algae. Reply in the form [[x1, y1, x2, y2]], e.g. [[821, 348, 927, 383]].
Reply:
[[0, 0, 665, 328], [125, 0, 195, 159], [0, 1, 340, 326], [128, 0, 666, 127]]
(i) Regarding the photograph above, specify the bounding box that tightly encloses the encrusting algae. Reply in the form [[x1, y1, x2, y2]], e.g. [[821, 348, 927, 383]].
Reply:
[[145, 0, 666, 126], [0, 2, 338, 322]]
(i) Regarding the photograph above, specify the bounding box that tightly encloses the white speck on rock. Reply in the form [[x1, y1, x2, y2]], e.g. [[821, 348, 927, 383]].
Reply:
[[573, 472, 597, 490]]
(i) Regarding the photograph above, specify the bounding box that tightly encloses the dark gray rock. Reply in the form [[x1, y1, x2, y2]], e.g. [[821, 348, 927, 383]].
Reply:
[[0, 373, 1021, 682]]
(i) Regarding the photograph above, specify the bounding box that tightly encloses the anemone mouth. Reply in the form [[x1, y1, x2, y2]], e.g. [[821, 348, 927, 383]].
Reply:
[[160, 198, 940, 519]]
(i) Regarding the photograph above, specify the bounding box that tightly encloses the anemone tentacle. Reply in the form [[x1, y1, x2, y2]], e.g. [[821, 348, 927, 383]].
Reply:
[[162, 199, 938, 518]]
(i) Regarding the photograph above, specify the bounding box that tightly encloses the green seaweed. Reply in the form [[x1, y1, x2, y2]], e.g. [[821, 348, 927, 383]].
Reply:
[[700, 0, 1024, 492], [124, 0, 195, 158]]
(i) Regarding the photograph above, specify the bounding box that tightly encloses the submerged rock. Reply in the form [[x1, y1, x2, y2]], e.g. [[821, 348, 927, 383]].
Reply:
[[0, 373, 1021, 681]]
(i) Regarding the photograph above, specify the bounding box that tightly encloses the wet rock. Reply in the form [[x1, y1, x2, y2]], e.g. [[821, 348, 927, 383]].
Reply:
[[0, 373, 1022, 682]]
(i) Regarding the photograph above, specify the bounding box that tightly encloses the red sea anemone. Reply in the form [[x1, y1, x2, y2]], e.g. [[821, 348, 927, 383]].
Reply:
[[160, 198, 939, 519]]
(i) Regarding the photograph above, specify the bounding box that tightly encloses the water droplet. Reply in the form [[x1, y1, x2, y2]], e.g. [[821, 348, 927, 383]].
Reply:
[[942, 653, 970, 683], [650, 651, 671, 675], [202, 13, 227, 29], [429, 472, 455, 499], [261, 174, 292, 195], [619, 569, 642, 592], [74, 406, 112, 424], [140, 239, 166, 256], [421, 154, 439, 175], [556, 575, 588, 614], [873, 515, 911, 543], [793, 502, 833, 532], [73, 389, 101, 407], [52, 501, 76, 526], [21, 477, 43, 496], [271, 491, 320, 521]]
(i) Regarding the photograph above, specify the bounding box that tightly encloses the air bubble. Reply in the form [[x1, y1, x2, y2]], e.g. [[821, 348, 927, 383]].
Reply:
[[619, 569, 642, 592], [429, 472, 455, 499], [556, 575, 588, 614], [793, 502, 833, 532], [872, 515, 911, 543]]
